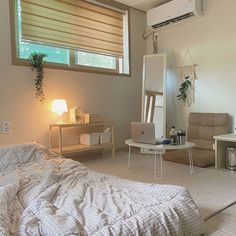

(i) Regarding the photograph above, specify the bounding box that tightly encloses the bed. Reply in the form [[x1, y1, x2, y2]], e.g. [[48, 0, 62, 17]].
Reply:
[[0, 142, 204, 236]]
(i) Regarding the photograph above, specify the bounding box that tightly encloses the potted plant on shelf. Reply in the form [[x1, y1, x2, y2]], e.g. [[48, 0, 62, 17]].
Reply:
[[28, 52, 47, 104]]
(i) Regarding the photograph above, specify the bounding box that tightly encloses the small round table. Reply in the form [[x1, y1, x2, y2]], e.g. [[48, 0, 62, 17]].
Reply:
[[125, 139, 195, 180]]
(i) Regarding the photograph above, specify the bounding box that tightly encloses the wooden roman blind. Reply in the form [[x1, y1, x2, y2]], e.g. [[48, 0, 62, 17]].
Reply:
[[20, 0, 125, 57]]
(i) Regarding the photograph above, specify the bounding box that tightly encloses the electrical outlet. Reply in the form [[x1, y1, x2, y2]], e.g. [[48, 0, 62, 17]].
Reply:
[[1, 121, 12, 134]]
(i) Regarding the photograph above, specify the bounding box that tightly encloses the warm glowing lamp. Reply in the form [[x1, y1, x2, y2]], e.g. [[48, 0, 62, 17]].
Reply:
[[52, 99, 68, 117]]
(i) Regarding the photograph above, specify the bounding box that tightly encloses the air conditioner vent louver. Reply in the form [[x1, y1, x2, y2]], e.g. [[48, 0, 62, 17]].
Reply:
[[152, 12, 194, 29]]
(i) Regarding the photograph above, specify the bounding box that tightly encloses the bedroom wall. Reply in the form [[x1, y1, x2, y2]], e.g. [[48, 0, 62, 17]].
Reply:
[[147, 0, 236, 130], [0, 0, 146, 148]]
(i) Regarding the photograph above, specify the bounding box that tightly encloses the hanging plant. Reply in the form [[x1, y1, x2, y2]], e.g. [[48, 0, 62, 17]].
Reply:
[[177, 76, 192, 102], [28, 52, 47, 104]]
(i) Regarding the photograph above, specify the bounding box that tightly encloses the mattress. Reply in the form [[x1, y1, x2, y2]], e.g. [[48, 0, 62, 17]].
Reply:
[[0, 143, 204, 236]]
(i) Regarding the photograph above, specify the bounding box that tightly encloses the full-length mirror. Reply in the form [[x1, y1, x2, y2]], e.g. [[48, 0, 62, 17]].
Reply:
[[142, 54, 167, 138]]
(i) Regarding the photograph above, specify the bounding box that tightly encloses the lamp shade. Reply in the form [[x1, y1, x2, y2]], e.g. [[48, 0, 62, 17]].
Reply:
[[52, 99, 68, 116]]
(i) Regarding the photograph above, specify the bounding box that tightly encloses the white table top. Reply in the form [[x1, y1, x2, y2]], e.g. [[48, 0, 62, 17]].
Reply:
[[213, 133, 236, 142], [125, 139, 195, 150]]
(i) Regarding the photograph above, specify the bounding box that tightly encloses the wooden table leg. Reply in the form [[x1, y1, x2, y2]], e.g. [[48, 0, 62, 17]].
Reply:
[[49, 125, 52, 152], [59, 126, 62, 155]]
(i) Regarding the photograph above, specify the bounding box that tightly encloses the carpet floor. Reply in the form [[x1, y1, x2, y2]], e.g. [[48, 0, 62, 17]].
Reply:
[[78, 150, 236, 220]]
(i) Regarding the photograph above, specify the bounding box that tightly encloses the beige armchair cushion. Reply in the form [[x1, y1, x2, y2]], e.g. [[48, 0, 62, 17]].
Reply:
[[164, 149, 215, 168], [164, 112, 230, 167]]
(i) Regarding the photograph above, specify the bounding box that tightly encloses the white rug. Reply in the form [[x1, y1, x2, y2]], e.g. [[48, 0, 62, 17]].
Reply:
[[79, 151, 236, 220]]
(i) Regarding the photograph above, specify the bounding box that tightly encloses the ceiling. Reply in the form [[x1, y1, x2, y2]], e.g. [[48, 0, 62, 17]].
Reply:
[[114, 0, 171, 11]]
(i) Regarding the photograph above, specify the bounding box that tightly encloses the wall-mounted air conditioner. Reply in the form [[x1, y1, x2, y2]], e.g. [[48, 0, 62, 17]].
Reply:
[[147, 0, 203, 29]]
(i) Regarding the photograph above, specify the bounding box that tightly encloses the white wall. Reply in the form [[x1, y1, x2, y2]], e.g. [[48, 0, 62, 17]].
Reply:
[[147, 0, 236, 130], [0, 0, 146, 147]]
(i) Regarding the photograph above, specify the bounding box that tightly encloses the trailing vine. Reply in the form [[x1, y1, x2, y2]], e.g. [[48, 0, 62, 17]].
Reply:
[[177, 76, 192, 102], [28, 52, 47, 104]]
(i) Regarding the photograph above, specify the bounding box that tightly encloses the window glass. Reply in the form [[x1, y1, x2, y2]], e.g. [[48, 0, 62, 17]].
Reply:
[[19, 41, 70, 65], [76, 51, 117, 70]]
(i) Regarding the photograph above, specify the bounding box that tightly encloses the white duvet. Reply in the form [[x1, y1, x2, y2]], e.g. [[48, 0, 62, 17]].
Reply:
[[0, 143, 204, 236]]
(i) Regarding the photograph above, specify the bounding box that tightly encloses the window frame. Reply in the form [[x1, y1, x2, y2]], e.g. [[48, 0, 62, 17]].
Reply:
[[9, 0, 131, 77]]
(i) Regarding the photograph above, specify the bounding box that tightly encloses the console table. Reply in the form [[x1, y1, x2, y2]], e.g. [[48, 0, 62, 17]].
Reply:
[[214, 133, 236, 169], [49, 122, 115, 158], [125, 139, 195, 179]]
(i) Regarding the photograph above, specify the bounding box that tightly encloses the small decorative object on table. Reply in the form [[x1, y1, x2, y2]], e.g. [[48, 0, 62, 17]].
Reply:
[[162, 139, 171, 145], [169, 126, 178, 145], [177, 129, 186, 145], [70, 106, 79, 123], [83, 113, 104, 123], [70, 107, 84, 123]]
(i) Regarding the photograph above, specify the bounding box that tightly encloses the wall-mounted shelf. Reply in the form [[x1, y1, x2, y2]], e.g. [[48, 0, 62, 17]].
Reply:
[[49, 121, 115, 158]]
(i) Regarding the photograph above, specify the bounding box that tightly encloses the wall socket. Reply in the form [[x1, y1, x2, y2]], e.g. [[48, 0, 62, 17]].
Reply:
[[1, 121, 12, 134]]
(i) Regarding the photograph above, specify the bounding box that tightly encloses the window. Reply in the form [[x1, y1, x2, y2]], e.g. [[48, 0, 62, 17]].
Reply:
[[75, 51, 117, 70], [11, 0, 130, 75]]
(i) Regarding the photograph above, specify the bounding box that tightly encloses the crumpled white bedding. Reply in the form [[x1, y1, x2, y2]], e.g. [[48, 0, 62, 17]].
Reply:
[[0, 143, 204, 236]]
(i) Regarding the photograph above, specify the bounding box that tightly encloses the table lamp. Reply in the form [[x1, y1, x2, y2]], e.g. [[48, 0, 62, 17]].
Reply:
[[52, 99, 68, 123]]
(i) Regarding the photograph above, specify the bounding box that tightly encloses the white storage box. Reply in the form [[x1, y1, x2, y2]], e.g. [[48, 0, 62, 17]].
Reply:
[[80, 133, 99, 145], [100, 132, 111, 144]]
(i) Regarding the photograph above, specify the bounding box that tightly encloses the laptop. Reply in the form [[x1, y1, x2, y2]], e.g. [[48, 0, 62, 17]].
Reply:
[[131, 122, 162, 145]]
